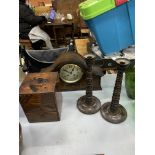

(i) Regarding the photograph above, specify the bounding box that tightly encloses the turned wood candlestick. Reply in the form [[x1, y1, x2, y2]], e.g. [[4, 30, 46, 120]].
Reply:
[[77, 54, 101, 114], [100, 58, 130, 123]]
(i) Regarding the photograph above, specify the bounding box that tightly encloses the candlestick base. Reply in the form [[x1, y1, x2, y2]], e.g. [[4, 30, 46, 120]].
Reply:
[[77, 95, 101, 114], [100, 102, 127, 124]]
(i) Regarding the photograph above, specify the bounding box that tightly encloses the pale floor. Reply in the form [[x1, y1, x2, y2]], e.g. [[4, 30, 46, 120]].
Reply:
[[19, 70, 135, 155]]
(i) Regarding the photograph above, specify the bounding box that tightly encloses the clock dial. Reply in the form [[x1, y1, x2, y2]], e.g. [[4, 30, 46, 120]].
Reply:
[[59, 64, 83, 83]]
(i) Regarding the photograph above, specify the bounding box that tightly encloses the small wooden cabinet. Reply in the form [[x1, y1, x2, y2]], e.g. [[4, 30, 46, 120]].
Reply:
[[19, 72, 62, 123]]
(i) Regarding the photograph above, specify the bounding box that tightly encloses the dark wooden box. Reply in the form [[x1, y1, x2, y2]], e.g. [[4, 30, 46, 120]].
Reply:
[[19, 72, 62, 123]]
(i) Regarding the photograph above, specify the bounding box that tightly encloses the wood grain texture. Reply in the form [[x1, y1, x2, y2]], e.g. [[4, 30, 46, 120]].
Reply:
[[19, 72, 58, 94], [75, 38, 90, 57], [55, 75, 102, 92], [19, 72, 62, 123]]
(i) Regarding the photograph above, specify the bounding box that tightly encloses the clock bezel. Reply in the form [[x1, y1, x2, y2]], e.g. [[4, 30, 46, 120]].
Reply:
[[59, 64, 84, 84]]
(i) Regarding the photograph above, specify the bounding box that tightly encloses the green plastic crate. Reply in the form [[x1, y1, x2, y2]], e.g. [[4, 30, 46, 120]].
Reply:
[[79, 0, 116, 20]]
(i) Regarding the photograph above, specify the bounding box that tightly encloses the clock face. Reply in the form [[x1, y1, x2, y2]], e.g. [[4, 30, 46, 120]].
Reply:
[[59, 64, 83, 83]]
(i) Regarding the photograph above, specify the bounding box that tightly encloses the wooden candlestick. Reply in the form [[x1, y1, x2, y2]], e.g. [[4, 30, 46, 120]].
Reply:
[[100, 58, 130, 123], [77, 54, 101, 114]]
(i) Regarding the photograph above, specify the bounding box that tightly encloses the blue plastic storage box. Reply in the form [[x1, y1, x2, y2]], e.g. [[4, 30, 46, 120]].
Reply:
[[127, 0, 135, 39], [79, 0, 135, 55]]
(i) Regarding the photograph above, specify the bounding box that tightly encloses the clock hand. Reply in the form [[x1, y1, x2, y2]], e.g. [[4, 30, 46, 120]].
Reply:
[[70, 66, 75, 74], [63, 69, 70, 74]]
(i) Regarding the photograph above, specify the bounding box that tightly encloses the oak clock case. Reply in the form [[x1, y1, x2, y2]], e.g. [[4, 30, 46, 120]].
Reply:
[[41, 52, 102, 91]]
